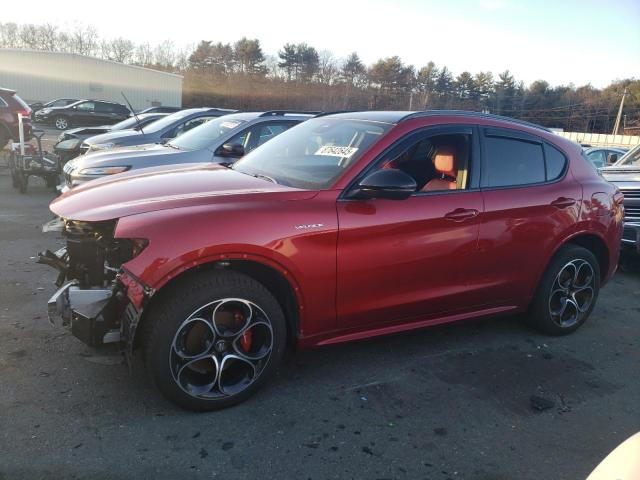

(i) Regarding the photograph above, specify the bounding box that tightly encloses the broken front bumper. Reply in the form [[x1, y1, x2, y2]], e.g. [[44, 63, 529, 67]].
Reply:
[[47, 281, 122, 346]]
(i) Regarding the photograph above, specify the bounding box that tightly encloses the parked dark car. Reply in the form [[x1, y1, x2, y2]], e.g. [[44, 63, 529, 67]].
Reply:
[[0, 87, 32, 148], [34, 100, 131, 130], [42, 111, 623, 410], [79, 107, 237, 154], [136, 106, 181, 115], [601, 144, 640, 250], [54, 113, 169, 163], [583, 146, 628, 168], [29, 98, 80, 118], [60, 111, 312, 190]]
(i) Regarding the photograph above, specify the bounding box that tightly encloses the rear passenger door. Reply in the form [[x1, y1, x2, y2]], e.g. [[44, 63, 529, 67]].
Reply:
[[475, 127, 582, 307]]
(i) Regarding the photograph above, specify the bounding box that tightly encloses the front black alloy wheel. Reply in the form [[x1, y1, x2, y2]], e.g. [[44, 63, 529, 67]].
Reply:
[[144, 271, 286, 411], [527, 245, 600, 335]]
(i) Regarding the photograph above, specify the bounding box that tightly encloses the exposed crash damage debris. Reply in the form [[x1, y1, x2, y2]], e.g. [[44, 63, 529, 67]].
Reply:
[[38, 218, 152, 352]]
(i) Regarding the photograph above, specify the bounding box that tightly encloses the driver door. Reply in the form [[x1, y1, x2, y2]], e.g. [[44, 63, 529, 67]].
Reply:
[[336, 126, 485, 329]]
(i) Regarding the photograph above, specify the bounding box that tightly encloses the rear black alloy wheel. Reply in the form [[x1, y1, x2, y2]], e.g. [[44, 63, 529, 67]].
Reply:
[[144, 271, 286, 411], [527, 245, 600, 335], [548, 259, 595, 328]]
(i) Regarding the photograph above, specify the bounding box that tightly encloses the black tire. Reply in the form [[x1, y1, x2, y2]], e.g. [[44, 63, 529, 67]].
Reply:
[[54, 115, 70, 130], [143, 270, 287, 411], [527, 245, 600, 335]]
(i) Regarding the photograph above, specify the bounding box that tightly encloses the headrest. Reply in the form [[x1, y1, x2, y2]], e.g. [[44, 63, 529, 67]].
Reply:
[[433, 146, 456, 174]]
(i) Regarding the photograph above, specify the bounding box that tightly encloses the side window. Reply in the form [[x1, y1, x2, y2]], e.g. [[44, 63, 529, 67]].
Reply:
[[544, 143, 567, 180], [607, 151, 620, 164], [76, 102, 95, 112], [0, 98, 7, 108], [378, 132, 472, 193], [585, 150, 606, 168], [226, 128, 250, 148], [95, 102, 111, 113], [484, 135, 545, 187]]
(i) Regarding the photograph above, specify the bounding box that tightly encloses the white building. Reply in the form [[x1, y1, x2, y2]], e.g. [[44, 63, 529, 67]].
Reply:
[[0, 49, 182, 111]]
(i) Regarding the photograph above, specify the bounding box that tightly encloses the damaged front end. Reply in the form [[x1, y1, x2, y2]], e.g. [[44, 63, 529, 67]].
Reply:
[[38, 218, 151, 349]]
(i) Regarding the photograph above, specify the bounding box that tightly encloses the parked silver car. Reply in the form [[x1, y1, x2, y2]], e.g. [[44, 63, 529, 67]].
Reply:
[[602, 144, 640, 250]]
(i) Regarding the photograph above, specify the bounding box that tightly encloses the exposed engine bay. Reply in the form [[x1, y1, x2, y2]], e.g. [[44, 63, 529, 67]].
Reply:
[[38, 218, 150, 348]]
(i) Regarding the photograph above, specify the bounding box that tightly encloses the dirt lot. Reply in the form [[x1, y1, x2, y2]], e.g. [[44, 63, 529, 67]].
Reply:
[[0, 158, 639, 480]]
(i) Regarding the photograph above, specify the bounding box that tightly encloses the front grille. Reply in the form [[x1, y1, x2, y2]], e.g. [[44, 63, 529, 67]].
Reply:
[[623, 225, 638, 243], [621, 190, 640, 200], [625, 207, 640, 221]]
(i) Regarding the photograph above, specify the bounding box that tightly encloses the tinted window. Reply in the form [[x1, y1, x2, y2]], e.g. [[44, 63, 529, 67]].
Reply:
[[95, 102, 112, 113], [545, 143, 567, 179], [0, 98, 7, 108], [168, 116, 246, 150], [76, 102, 95, 111], [485, 136, 545, 187]]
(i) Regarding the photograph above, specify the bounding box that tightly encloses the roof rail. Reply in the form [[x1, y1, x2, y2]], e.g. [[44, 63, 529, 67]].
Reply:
[[399, 110, 552, 133], [259, 110, 321, 117], [313, 110, 361, 118]]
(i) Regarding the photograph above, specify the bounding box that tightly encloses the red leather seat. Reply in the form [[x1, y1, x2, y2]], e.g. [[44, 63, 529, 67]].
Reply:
[[421, 146, 458, 191]]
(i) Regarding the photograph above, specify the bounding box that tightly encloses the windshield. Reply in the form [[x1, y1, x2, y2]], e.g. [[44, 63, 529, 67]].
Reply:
[[143, 110, 202, 133], [168, 117, 246, 151], [232, 118, 392, 190], [615, 145, 640, 167]]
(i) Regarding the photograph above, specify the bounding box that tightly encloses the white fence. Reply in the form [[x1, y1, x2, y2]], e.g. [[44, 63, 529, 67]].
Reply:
[[555, 131, 640, 148]]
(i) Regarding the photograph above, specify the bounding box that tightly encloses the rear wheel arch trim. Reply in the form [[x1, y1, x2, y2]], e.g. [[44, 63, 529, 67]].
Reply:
[[532, 230, 610, 299]]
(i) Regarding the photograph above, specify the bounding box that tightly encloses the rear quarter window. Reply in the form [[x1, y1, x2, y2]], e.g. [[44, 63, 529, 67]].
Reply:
[[544, 143, 568, 180], [484, 135, 545, 187]]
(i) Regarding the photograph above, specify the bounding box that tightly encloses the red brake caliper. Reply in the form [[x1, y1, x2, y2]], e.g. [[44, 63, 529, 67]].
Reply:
[[235, 311, 252, 352]]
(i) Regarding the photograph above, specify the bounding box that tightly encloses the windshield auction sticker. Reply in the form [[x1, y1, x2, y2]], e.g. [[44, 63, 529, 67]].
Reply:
[[220, 121, 242, 129], [315, 146, 358, 158]]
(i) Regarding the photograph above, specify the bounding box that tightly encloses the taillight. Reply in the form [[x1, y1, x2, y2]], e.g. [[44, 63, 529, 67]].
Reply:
[[16, 109, 31, 118]]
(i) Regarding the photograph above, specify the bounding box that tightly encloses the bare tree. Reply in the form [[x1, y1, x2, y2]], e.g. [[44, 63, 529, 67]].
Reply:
[[135, 43, 154, 66]]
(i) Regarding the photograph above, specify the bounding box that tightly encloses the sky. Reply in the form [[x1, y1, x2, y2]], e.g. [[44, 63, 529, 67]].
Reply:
[[3, 0, 639, 88]]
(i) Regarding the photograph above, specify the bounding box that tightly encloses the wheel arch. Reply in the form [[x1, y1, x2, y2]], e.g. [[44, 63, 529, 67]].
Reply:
[[563, 232, 609, 280], [133, 257, 302, 351]]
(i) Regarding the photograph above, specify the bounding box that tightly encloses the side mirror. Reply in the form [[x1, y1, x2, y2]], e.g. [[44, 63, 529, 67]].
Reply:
[[351, 169, 416, 200], [217, 143, 245, 157]]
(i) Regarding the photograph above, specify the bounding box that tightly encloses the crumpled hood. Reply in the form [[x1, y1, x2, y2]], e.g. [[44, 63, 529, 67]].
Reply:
[[84, 129, 146, 146], [51, 163, 314, 222]]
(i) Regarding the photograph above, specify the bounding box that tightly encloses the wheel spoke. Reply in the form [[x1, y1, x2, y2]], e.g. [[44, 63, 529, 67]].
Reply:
[[232, 321, 273, 360], [212, 299, 252, 338], [172, 317, 215, 359], [176, 354, 220, 397], [218, 354, 257, 396]]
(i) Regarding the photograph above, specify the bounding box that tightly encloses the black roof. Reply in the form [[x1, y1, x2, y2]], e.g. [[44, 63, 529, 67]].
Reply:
[[324, 110, 551, 132]]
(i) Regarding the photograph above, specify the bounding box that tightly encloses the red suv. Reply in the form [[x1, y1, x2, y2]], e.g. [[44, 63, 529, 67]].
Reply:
[[0, 88, 32, 148], [41, 111, 623, 410]]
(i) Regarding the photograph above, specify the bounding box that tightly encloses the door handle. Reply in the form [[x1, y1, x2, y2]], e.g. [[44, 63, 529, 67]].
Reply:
[[444, 208, 479, 221], [550, 197, 576, 209]]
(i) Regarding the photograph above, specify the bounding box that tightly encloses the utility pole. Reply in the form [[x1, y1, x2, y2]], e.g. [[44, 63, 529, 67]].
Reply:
[[612, 88, 628, 135]]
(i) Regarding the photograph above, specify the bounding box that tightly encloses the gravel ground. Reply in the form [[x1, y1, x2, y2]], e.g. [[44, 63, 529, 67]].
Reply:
[[0, 164, 638, 480]]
